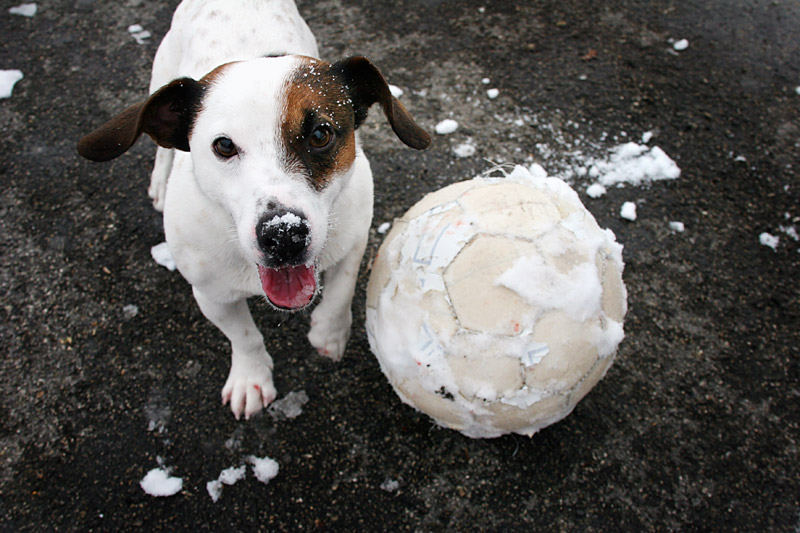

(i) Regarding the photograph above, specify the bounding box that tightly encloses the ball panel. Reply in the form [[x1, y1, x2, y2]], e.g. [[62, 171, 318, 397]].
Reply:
[[447, 353, 524, 401], [393, 378, 469, 430], [526, 311, 599, 391], [444, 235, 538, 335], [403, 180, 477, 221], [480, 394, 568, 436], [598, 251, 626, 323], [366, 220, 408, 309], [569, 353, 616, 406]]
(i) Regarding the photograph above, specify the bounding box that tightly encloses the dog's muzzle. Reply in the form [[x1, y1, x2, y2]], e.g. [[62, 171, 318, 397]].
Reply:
[[255, 207, 317, 310]]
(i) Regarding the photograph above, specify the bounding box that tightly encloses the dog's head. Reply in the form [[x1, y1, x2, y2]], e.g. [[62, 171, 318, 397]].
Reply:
[[78, 56, 430, 310]]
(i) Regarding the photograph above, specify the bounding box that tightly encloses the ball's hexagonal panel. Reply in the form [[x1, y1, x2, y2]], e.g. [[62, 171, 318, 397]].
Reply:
[[443, 235, 538, 335]]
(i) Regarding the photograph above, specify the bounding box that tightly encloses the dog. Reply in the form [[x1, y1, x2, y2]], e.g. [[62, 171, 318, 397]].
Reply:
[[77, 0, 430, 419]]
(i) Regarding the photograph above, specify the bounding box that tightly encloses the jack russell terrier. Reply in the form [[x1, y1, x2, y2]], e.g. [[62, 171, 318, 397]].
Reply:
[[77, 0, 430, 419]]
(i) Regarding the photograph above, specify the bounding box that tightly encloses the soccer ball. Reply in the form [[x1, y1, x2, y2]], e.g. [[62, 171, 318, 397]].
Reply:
[[366, 166, 627, 438]]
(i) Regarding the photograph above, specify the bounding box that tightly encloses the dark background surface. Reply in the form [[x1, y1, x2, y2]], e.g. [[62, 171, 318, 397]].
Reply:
[[1, 0, 798, 529]]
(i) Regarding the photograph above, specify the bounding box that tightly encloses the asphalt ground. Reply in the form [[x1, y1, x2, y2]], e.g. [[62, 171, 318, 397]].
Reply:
[[1, 0, 799, 530]]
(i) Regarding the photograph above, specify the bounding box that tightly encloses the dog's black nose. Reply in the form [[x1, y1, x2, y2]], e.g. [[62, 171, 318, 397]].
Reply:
[[256, 208, 310, 266]]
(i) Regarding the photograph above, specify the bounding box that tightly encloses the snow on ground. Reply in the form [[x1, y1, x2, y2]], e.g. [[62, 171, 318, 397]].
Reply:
[[249, 455, 280, 484], [586, 183, 606, 198], [9, 3, 36, 16], [620, 201, 637, 221], [140, 467, 183, 497], [434, 119, 459, 135], [759, 232, 779, 251], [150, 242, 176, 270], [122, 304, 139, 319], [669, 221, 685, 232], [377, 222, 391, 234], [673, 39, 689, 51], [128, 24, 151, 44], [0, 70, 23, 99], [486, 88, 499, 99], [267, 390, 309, 420], [389, 84, 403, 98], [380, 479, 400, 492], [453, 141, 476, 158]]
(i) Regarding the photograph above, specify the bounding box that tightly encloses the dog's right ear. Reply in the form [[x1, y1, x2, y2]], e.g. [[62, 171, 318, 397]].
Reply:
[[77, 78, 204, 162]]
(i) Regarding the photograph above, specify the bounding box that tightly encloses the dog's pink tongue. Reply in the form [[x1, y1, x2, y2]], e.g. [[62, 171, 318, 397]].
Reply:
[[258, 264, 316, 309]]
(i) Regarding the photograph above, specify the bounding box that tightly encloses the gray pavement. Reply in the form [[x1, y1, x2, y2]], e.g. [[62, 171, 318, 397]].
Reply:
[[1, 0, 799, 530]]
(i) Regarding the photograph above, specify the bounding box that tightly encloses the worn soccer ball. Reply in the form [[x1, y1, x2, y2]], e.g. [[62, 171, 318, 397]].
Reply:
[[366, 166, 627, 438]]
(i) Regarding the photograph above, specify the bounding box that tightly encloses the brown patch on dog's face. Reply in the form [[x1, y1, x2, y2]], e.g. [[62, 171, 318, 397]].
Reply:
[[281, 58, 357, 190]]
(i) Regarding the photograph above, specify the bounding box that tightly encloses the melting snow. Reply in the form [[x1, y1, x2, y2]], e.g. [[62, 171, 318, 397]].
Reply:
[[620, 201, 637, 221], [434, 119, 459, 135], [388, 84, 403, 98], [9, 3, 36, 16], [587, 143, 680, 188], [150, 242, 177, 271], [248, 455, 279, 484], [140, 468, 183, 497], [453, 141, 476, 158], [486, 88, 500, 99], [377, 222, 391, 234], [0, 70, 23, 99], [128, 24, 151, 45], [759, 232, 779, 251], [669, 221, 685, 232], [267, 390, 309, 419], [673, 39, 689, 51]]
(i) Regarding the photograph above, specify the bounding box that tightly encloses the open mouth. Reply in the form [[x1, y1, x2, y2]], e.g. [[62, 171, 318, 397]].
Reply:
[[257, 263, 317, 310]]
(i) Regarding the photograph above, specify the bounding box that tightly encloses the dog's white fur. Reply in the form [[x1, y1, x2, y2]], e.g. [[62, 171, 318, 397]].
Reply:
[[80, 0, 428, 419]]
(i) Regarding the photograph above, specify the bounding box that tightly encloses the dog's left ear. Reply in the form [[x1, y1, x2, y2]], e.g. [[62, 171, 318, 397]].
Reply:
[[77, 78, 204, 162], [333, 56, 431, 150]]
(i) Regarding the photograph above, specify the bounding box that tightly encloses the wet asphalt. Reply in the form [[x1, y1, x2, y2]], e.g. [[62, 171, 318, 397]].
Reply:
[[1, 0, 799, 530]]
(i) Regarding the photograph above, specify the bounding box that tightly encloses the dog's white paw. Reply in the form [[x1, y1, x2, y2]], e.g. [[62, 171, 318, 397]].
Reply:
[[221, 355, 277, 420], [148, 179, 166, 212], [308, 310, 352, 361]]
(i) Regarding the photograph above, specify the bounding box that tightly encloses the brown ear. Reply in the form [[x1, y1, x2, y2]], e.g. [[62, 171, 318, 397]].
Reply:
[[77, 78, 204, 162], [333, 56, 431, 150]]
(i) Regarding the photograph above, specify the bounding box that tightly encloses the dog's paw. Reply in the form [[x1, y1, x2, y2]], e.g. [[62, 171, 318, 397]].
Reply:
[[308, 310, 352, 362], [148, 179, 166, 212], [221, 356, 277, 420]]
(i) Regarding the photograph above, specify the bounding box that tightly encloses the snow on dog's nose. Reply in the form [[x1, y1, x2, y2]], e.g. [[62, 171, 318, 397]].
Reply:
[[257, 208, 311, 267], [256, 208, 317, 310]]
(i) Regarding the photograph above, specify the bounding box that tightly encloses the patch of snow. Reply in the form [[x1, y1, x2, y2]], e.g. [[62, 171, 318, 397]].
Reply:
[[527, 163, 547, 180], [377, 222, 391, 234], [734, 155, 747, 162], [453, 141, 476, 158], [669, 221, 685, 232], [268, 390, 309, 419], [380, 479, 400, 492], [128, 24, 151, 45], [673, 39, 689, 51], [641, 131, 653, 143], [586, 183, 606, 198], [620, 201, 637, 221], [206, 480, 223, 502], [219, 465, 247, 485], [486, 88, 500, 99], [122, 304, 139, 319], [388, 84, 403, 98], [795, 86, 800, 96], [248, 455, 279, 484], [481, 77, 491, 85], [9, 3, 36, 16], [140, 468, 182, 497], [150, 242, 177, 271], [759, 232, 779, 251], [587, 143, 680, 187], [496, 255, 603, 323], [0, 70, 23, 99], [779, 225, 798, 241], [434, 119, 459, 135]]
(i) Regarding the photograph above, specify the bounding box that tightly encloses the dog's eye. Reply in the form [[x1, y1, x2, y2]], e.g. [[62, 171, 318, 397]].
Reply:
[[308, 125, 334, 150], [212, 137, 238, 158]]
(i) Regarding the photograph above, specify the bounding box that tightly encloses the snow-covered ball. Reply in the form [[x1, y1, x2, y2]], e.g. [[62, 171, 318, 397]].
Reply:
[[366, 166, 627, 438]]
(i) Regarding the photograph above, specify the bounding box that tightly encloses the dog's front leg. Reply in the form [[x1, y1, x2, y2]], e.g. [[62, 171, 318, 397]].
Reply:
[[192, 287, 277, 419], [308, 238, 368, 361]]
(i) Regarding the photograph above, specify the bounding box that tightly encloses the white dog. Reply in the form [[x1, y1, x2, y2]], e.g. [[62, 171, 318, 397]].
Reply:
[[78, 0, 429, 419]]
